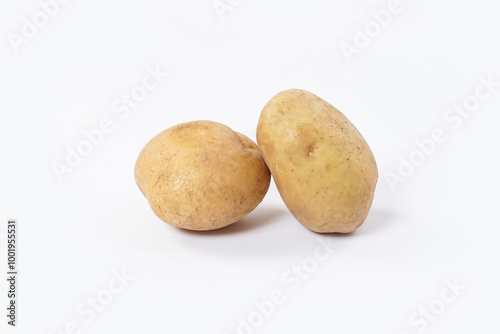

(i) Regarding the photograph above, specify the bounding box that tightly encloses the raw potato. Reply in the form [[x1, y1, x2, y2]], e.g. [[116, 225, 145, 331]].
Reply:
[[257, 89, 378, 233], [135, 121, 271, 231]]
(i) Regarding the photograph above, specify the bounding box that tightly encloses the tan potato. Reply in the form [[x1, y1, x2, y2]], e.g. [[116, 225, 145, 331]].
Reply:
[[256, 89, 378, 233], [135, 120, 271, 231]]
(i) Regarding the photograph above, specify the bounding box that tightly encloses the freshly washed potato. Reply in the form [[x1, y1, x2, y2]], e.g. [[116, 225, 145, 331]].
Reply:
[[135, 121, 271, 231], [256, 89, 377, 233]]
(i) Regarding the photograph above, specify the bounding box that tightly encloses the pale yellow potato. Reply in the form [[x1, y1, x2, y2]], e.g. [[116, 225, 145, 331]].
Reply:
[[135, 121, 271, 231], [257, 89, 378, 233]]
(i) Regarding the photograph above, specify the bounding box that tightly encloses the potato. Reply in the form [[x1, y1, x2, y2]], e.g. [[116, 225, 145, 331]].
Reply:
[[135, 120, 271, 231], [256, 89, 378, 233]]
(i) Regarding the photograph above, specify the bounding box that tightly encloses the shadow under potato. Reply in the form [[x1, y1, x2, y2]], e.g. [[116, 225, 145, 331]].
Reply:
[[350, 209, 398, 236], [167, 206, 396, 258], [175, 206, 288, 236], [173, 207, 395, 236]]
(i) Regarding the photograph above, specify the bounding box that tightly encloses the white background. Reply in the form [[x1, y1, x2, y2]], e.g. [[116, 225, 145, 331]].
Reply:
[[1, 0, 499, 333]]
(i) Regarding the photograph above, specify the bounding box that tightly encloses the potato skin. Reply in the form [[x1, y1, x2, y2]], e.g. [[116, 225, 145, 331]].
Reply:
[[257, 89, 378, 233], [135, 121, 271, 231]]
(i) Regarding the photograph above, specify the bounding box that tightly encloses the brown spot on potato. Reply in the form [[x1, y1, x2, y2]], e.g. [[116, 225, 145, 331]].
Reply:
[[306, 143, 319, 157]]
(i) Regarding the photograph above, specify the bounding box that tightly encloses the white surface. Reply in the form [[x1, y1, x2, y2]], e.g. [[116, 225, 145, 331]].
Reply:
[[1, 0, 499, 333]]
